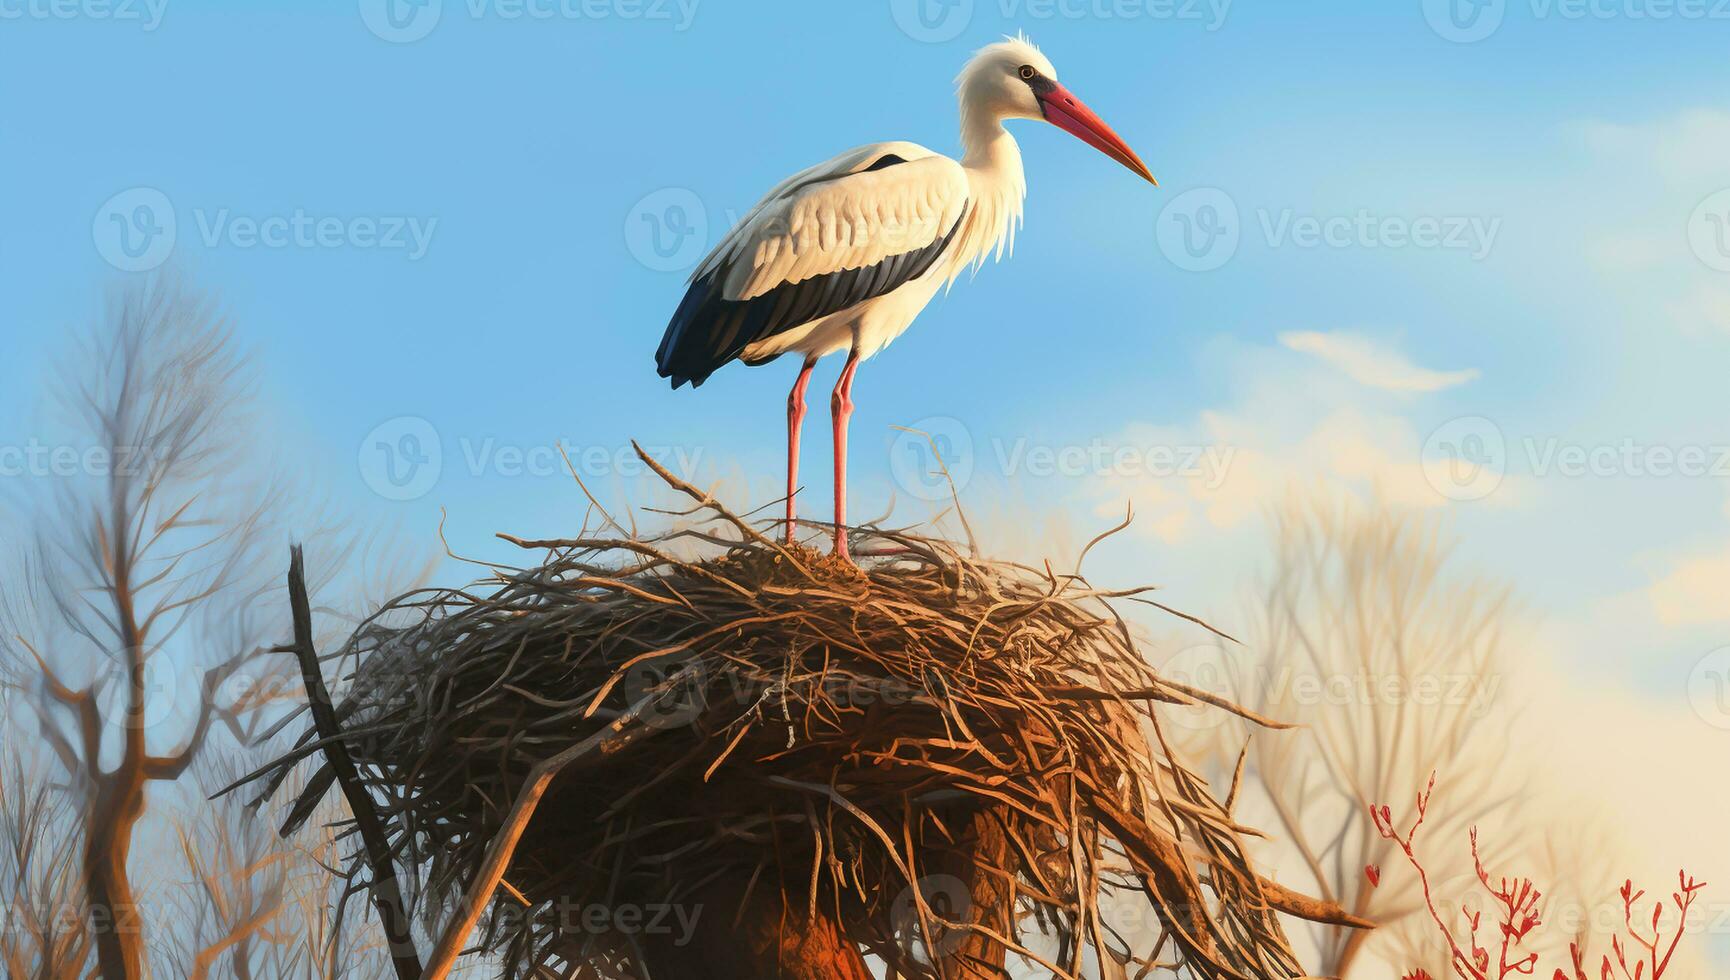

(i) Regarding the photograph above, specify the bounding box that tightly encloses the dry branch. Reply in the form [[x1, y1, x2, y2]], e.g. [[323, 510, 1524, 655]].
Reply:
[[283, 545, 421, 979]]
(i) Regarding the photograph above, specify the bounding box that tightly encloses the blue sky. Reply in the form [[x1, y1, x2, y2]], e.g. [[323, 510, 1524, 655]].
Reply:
[[5, 0, 1727, 664], [3, 0, 1730, 968]]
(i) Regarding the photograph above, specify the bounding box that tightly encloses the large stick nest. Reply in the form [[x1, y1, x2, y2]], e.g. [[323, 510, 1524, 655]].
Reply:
[[251, 450, 1326, 979]]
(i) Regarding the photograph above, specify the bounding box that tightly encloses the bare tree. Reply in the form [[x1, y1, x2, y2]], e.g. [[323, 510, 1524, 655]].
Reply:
[[1195, 494, 1522, 978], [0, 758, 92, 977], [161, 757, 294, 979], [1, 276, 292, 977], [272, 805, 398, 980]]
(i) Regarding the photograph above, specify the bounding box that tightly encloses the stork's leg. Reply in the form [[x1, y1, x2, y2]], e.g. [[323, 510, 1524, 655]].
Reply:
[[784, 357, 816, 545], [830, 347, 862, 559]]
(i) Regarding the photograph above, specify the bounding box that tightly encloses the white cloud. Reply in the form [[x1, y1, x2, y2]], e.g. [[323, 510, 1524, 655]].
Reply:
[[1278, 330, 1480, 393], [1085, 336, 1523, 548], [1666, 284, 1730, 337], [1637, 488, 1730, 626], [1575, 109, 1730, 346], [1648, 550, 1730, 626], [1582, 109, 1730, 184]]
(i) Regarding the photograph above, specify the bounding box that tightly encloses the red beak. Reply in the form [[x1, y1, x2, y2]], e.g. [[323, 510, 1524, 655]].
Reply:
[[1037, 83, 1157, 186]]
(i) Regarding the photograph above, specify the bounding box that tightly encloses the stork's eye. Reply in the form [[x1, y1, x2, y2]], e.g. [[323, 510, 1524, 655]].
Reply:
[[1018, 65, 1036, 80]]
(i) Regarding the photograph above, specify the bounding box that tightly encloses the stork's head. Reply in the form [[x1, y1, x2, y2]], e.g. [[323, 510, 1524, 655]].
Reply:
[[957, 34, 1157, 186]]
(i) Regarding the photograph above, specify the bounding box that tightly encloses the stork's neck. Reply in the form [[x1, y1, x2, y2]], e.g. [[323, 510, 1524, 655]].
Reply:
[[950, 116, 1027, 277]]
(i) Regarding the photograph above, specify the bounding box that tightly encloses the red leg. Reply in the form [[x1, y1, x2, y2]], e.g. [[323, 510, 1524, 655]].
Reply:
[[785, 358, 815, 545], [830, 349, 861, 559]]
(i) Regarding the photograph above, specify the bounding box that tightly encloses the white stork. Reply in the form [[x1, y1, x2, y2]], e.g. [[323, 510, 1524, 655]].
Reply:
[[655, 35, 1156, 558]]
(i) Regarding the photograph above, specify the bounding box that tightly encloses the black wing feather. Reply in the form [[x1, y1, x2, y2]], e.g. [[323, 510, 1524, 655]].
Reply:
[[655, 203, 968, 388]]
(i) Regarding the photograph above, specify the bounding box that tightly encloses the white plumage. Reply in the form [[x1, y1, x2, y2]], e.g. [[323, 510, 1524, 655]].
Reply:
[[715, 146, 972, 363], [654, 35, 1155, 558]]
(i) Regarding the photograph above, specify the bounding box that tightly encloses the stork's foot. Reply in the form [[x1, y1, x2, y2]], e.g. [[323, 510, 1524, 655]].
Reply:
[[833, 528, 850, 563]]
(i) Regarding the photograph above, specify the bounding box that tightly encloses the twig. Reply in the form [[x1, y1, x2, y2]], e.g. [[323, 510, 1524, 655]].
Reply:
[[419, 688, 672, 979], [285, 545, 421, 980]]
